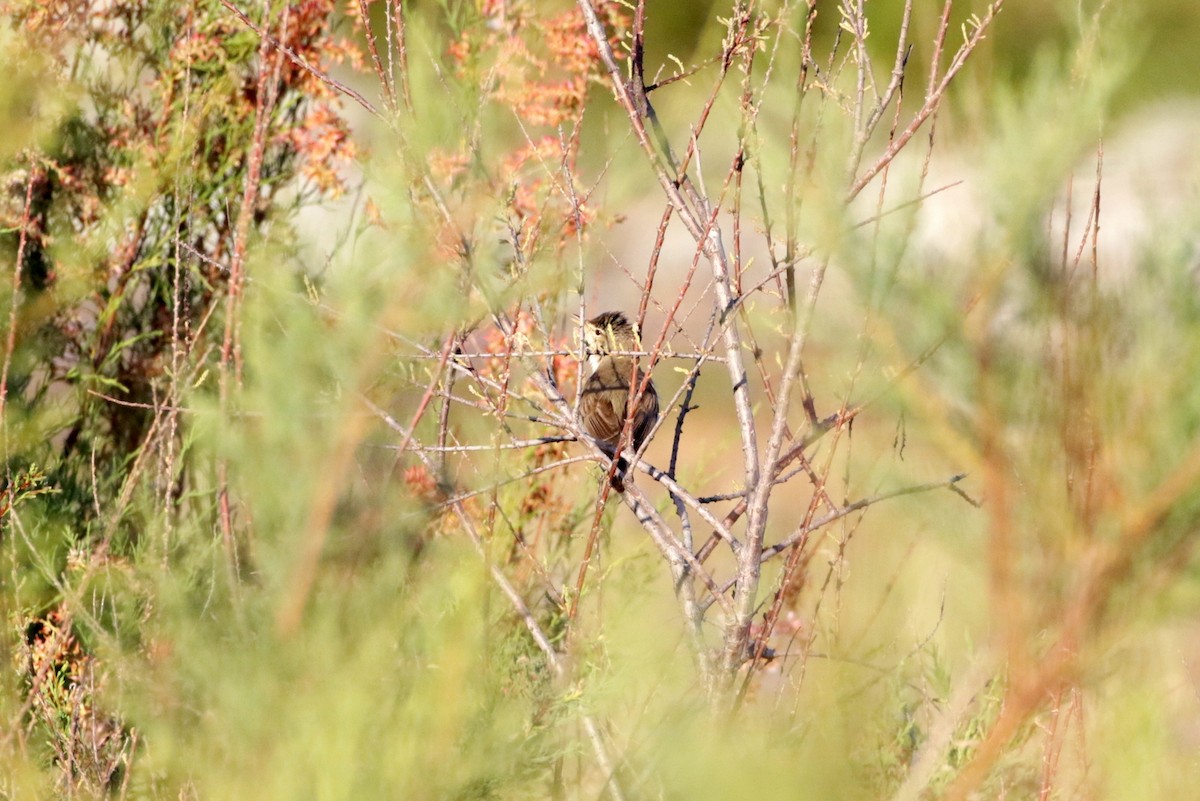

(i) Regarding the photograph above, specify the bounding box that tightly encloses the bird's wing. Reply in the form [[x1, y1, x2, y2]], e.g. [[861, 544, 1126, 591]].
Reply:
[[581, 362, 628, 447], [632, 379, 659, 450]]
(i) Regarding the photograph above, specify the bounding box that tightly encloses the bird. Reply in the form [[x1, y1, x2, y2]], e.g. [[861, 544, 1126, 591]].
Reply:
[[577, 311, 659, 492]]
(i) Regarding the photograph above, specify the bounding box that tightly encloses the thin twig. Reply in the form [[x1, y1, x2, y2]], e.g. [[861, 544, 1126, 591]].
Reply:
[[368, 394, 629, 801], [848, 2, 1005, 200], [220, 0, 382, 117], [0, 164, 37, 430]]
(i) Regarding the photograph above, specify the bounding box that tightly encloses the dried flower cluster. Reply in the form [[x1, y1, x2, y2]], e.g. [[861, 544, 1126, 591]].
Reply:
[[430, 1, 630, 262]]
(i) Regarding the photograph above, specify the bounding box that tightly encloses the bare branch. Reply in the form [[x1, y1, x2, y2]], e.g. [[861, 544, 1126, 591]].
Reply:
[[848, 1, 1005, 200]]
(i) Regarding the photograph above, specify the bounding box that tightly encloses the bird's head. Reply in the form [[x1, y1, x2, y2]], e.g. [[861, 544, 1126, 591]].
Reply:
[[581, 311, 640, 360]]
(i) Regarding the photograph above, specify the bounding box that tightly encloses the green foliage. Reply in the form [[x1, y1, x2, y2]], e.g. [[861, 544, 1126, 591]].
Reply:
[[105, 540, 557, 800]]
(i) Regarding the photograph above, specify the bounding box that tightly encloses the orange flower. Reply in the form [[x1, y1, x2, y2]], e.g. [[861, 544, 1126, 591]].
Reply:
[[403, 465, 439, 501]]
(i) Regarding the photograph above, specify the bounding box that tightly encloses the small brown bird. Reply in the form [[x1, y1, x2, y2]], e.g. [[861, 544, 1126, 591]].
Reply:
[[578, 311, 659, 492]]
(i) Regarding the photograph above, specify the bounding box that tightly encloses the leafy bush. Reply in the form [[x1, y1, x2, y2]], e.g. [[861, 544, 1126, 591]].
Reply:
[[2, 1, 1199, 799]]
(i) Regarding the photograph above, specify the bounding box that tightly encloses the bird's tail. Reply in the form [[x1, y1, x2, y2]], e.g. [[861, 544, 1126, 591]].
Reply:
[[610, 457, 628, 493]]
